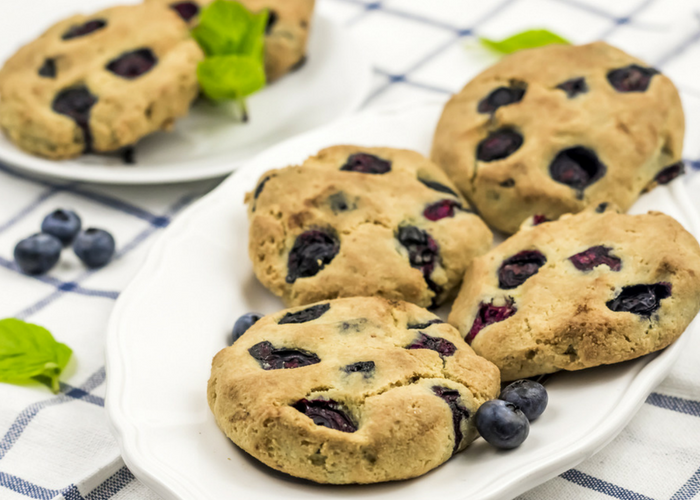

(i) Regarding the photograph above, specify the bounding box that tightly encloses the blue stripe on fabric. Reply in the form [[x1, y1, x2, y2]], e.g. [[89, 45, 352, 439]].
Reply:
[[561, 469, 655, 500], [0, 256, 120, 300], [670, 466, 700, 500], [654, 26, 700, 67], [0, 163, 166, 228], [363, 0, 519, 106], [0, 188, 62, 236], [686, 159, 700, 171], [0, 368, 106, 462], [0, 471, 59, 499], [84, 467, 134, 500], [58, 485, 85, 500], [646, 392, 700, 417], [598, 0, 657, 39], [373, 68, 453, 94]]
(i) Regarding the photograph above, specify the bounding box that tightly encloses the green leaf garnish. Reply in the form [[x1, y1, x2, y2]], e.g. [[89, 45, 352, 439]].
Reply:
[[192, 0, 268, 104], [0, 318, 72, 394], [479, 29, 570, 54]]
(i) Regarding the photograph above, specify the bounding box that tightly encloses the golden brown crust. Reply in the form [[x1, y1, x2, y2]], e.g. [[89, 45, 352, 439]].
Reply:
[[431, 42, 685, 234], [208, 297, 500, 484], [449, 207, 700, 380], [0, 3, 202, 159], [247, 145, 493, 308], [146, 0, 315, 81]]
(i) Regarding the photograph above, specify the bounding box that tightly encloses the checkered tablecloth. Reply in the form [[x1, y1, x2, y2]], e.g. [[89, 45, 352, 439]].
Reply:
[[1, 1, 700, 499]]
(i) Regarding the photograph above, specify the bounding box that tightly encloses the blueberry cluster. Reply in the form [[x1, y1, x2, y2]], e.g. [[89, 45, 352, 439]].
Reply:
[[475, 379, 548, 449], [14, 209, 115, 275]]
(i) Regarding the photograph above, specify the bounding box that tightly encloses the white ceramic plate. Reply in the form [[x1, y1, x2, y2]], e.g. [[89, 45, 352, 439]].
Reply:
[[106, 101, 700, 500], [0, 0, 370, 184]]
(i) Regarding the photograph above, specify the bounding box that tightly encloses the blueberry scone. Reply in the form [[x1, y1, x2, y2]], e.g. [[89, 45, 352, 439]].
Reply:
[[247, 146, 493, 308], [431, 42, 685, 234], [148, 0, 315, 81], [449, 204, 700, 381], [0, 3, 203, 159], [208, 297, 500, 484]]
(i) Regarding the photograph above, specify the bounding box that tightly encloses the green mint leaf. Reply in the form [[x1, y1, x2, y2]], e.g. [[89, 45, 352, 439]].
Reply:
[[197, 55, 266, 101], [0, 318, 72, 394], [191, 0, 253, 56], [238, 9, 268, 62], [479, 29, 570, 54]]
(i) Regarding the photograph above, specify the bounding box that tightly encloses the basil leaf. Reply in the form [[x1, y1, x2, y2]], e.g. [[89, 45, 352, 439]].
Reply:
[[480, 29, 570, 54], [197, 55, 266, 101], [0, 318, 72, 394], [239, 9, 268, 62], [191, 0, 251, 56]]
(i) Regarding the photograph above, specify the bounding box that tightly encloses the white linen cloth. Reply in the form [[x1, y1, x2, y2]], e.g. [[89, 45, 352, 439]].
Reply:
[[0, 0, 699, 499]]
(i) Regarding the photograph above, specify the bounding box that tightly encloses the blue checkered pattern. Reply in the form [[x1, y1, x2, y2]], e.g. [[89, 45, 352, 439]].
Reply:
[[1, 0, 700, 499]]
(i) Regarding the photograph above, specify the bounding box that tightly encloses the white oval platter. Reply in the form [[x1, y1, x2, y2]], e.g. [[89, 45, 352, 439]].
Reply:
[[106, 100, 700, 500]]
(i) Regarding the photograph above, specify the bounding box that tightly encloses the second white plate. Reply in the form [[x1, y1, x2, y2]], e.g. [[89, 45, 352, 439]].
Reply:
[[0, 3, 370, 184], [106, 101, 700, 500]]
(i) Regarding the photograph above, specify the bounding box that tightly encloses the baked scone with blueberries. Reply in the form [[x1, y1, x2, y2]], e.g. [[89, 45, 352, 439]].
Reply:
[[449, 204, 700, 381], [431, 41, 685, 234], [246, 145, 493, 308], [147, 0, 315, 82], [208, 297, 500, 484], [0, 2, 203, 160]]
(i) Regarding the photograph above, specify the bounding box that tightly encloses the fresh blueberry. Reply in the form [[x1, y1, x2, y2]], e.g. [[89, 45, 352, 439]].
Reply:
[[41, 209, 81, 246], [231, 312, 263, 344], [477, 129, 523, 162], [499, 380, 548, 421], [73, 228, 115, 269], [475, 399, 529, 449], [14, 234, 62, 275]]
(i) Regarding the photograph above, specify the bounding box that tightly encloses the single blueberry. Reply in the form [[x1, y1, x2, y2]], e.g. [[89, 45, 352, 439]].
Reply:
[[607, 65, 658, 93], [52, 86, 97, 152], [38, 58, 57, 78], [266, 10, 278, 33], [231, 312, 263, 344], [655, 161, 685, 185], [498, 250, 547, 289], [423, 199, 466, 221], [477, 129, 523, 162], [569, 246, 621, 272], [106, 49, 157, 79], [292, 399, 357, 432], [467, 298, 517, 344], [286, 230, 339, 283], [14, 234, 62, 275], [170, 1, 199, 21], [556, 77, 588, 98], [549, 147, 606, 191], [477, 86, 525, 114], [340, 153, 391, 174], [499, 379, 548, 421], [418, 179, 459, 197], [432, 386, 471, 454], [406, 332, 456, 357], [342, 361, 375, 377], [595, 202, 609, 213], [397, 225, 442, 302], [73, 228, 115, 269], [249, 341, 320, 370], [607, 283, 671, 317], [62, 19, 107, 40], [475, 399, 529, 449], [532, 214, 549, 225], [279, 303, 330, 324], [41, 209, 81, 246]]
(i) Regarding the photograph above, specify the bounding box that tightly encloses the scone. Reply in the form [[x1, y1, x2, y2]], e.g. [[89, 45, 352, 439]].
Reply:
[[207, 297, 500, 484], [431, 41, 685, 234], [0, 3, 203, 159], [246, 145, 493, 308], [449, 205, 700, 381], [147, 0, 314, 81]]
